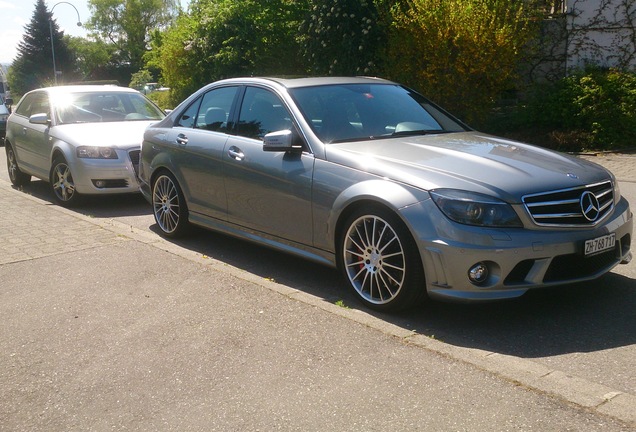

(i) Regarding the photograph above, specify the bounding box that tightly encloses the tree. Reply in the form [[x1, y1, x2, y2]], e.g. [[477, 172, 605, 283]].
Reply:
[[87, 0, 180, 82], [300, 0, 385, 75], [67, 36, 121, 82], [129, 69, 154, 91], [385, 0, 537, 124], [9, 0, 77, 94], [150, 0, 308, 105]]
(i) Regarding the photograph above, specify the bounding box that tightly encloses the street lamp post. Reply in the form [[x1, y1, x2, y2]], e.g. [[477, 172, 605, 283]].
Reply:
[[49, 1, 82, 85]]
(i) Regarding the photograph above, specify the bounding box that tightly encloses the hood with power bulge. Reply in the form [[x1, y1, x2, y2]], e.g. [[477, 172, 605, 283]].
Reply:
[[325, 132, 612, 203]]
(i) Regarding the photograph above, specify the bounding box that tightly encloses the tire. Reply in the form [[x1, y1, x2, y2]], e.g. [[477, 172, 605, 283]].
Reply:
[[49, 157, 80, 206], [5, 143, 31, 186], [152, 172, 189, 238], [339, 206, 426, 311]]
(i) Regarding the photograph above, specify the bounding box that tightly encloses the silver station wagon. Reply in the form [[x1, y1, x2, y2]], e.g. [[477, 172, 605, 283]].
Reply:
[[139, 77, 633, 311], [5, 85, 164, 206]]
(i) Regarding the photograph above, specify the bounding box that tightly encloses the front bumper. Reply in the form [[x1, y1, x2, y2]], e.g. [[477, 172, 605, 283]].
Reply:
[[69, 148, 141, 195], [405, 197, 633, 302]]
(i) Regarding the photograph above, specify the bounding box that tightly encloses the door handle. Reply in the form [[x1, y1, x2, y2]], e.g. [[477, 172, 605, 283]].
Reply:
[[22, 127, 27, 136], [228, 146, 244, 161], [176, 133, 188, 145]]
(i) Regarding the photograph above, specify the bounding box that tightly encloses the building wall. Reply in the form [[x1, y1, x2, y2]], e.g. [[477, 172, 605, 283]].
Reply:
[[565, 0, 636, 71]]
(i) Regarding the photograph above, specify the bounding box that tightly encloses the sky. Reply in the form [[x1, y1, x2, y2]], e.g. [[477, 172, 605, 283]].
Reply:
[[1, 0, 90, 65], [0, 0, 189, 66]]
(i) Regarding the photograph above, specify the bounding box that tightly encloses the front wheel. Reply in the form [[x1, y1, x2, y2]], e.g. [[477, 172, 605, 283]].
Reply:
[[339, 206, 426, 311], [50, 157, 79, 206], [152, 172, 189, 238], [6, 143, 31, 186]]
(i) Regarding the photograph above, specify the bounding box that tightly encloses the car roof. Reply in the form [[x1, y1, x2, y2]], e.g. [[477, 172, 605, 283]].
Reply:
[[270, 76, 395, 89], [211, 76, 396, 89], [34, 85, 140, 95]]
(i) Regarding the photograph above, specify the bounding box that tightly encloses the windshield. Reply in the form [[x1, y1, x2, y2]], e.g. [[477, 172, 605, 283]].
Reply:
[[289, 84, 467, 143], [54, 91, 165, 125]]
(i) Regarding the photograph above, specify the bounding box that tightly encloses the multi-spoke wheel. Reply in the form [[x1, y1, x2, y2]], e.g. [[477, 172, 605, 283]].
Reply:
[[50, 157, 79, 206], [152, 172, 189, 238], [340, 206, 425, 311], [5, 143, 31, 186]]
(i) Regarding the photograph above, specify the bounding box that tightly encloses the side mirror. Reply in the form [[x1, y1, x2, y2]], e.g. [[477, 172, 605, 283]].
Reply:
[[263, 129, 302, 153], [5, 98, 13, 106], [29, 113, 49, 125]]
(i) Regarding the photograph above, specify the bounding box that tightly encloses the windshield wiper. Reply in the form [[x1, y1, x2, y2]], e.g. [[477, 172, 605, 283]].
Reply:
[[390, 129, 449, 137]]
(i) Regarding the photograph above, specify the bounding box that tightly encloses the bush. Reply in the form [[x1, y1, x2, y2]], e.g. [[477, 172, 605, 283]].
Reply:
[[384, 0, 534, 124], [147, 90, 173, 111], [504, 67, 636, 151]]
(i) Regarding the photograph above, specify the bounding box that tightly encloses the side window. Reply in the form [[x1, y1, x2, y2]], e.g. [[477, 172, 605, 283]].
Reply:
[[176, 97, 202, 128], [236, 87, 292, 140], [15, 92, 49, 118], [195, 86, 238, 132]]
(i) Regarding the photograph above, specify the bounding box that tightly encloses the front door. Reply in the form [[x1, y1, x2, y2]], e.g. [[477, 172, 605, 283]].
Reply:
[[223, 86, 314, 246]]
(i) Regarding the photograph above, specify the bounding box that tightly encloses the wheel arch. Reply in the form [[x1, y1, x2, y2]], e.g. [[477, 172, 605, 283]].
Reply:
[[328, 179, 429, 256], [50, 140, 74, 165], [335, 198, 429, 310]]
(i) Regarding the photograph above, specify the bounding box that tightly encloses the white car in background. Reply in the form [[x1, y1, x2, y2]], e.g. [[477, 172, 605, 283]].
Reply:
[[5, 85, 165, 206]]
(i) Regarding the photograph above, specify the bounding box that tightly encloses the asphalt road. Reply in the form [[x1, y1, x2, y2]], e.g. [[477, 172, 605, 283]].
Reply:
[[1, 146, 635, 429]]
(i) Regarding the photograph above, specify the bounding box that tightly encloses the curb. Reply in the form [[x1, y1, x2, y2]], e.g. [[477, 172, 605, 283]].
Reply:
[[2, 179, 635, 427]]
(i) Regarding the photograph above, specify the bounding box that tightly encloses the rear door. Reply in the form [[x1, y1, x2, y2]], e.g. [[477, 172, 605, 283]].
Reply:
[[166, 85, 239, 220]]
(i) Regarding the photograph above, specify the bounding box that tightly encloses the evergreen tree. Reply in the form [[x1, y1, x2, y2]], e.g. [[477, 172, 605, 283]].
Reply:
[[9, 0, 76, 94]]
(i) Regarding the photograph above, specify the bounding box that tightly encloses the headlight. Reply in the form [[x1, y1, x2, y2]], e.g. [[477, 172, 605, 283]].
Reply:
[[77, 146, 118, 159], [430, 189, 523, 227], [614, 179, 622, 204]]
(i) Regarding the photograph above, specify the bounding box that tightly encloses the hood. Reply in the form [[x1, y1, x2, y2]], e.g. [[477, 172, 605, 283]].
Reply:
[[52, 121, 156, 149], [325, 132, 612, 203]]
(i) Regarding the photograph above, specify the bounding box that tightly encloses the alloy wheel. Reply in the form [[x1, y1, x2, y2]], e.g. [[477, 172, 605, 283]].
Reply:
[[153, 174, 182, 234], [51, 161, 76, 202], [343, 214, 406, 306]]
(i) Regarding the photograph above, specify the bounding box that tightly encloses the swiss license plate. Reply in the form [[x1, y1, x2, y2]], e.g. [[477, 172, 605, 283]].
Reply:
[[584, 233, 616, 256]]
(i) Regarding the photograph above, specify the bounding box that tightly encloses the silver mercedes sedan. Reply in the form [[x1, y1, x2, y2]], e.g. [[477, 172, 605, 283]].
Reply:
[[139, 77, 633, 311], [5, 85, 165, 206]]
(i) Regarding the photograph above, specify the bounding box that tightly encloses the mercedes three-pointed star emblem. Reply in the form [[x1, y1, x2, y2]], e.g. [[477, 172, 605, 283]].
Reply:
[[580, 191, 600, 221]]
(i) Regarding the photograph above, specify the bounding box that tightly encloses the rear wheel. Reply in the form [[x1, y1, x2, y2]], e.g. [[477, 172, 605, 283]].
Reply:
[[5, 143, 31, 186], [152, 172, 189, 238], [339, 206, 426, 311], [50, 157, 79, 206]]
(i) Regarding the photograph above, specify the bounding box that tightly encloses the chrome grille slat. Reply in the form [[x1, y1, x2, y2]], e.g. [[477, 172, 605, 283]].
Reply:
[[597, 189, 612, 200], [526, 198, 579, 208], [599, 200, 612, 212], [522, 180, 614, 226], [533, 212, 582, 219]]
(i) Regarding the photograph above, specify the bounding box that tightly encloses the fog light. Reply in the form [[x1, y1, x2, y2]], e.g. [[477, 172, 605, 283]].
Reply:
[[94, 180, 106, 188], [468, 262, 489, 284]]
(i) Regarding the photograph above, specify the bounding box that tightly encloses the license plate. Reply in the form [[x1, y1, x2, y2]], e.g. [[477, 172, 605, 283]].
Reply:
[[584, 233, 616, 256]]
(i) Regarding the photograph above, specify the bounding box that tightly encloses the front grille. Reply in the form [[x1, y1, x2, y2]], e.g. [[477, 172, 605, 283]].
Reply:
[[129, 149, 141, 178], [523, 181, 614, 226]]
